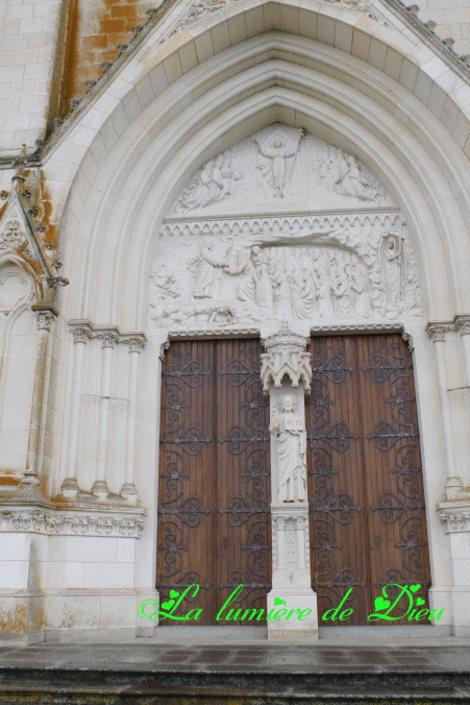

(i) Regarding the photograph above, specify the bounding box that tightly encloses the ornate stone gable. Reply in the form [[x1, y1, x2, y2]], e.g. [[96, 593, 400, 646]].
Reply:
[[149, 125, 423, 336], [0, 172, 67, 310]]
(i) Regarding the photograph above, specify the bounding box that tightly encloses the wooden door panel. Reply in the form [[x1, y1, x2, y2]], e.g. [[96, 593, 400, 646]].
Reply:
[[306, 336, 369, 625], [358, 334, 431, 618], [307, 334, 431, 626], [157, 340, 215, 625], [217, 339, 271, 623], [157, 339, 271, 626]]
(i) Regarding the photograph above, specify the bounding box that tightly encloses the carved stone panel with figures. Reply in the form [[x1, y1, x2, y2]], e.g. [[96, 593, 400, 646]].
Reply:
[[149, 124, 423, 335]]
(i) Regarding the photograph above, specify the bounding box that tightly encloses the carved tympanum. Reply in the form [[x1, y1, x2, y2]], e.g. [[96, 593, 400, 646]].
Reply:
[[149, 125, 423, 332]]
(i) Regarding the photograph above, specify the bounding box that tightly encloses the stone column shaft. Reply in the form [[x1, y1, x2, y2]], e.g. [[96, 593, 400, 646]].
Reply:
[[24, 310, 55, 488]]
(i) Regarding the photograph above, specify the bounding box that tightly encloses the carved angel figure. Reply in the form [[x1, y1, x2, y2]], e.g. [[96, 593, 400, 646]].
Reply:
[[173, 153, 240, 212], [270, 394, 307, 503]]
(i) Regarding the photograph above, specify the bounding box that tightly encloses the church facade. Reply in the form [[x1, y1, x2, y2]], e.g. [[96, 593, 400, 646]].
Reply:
[[1, 0, 470, 642]]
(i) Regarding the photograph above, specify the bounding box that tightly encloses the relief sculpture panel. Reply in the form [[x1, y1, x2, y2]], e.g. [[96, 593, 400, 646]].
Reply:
[[149, 124, 423, 333]]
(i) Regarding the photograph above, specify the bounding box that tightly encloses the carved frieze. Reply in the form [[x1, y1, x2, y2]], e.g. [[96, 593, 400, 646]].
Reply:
[[438, 502, 470, 533], [0, 507, 147, 538]]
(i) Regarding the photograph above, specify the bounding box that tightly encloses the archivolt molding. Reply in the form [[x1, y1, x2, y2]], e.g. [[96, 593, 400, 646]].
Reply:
[[55, 42, 470, 330]]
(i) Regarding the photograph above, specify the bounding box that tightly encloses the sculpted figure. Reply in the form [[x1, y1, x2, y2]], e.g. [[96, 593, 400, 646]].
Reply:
[[270, 265, 292, 319], [251, 246, 273, 308], [174, 153, 240, 212], [192, 237, 239, 300], [223, 242, 256, 303], [270, 394, 307, 503], [380, 235, 403, 307], [254, 128, 302, 198], [291, 269, 318, 319], [347, 260, 372, 318], [329, 254, 352, 318]]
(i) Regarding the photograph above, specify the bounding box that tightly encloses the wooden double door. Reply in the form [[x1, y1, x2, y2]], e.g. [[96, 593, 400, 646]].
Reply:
[[157, 334, 431, 625]]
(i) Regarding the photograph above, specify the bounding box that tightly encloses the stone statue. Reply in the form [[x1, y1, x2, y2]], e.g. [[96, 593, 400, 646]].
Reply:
[[254, 128, 303, 198], [380, 234, 403, 308], [251, 246, 273, 308], [270, 393, 307, 503]]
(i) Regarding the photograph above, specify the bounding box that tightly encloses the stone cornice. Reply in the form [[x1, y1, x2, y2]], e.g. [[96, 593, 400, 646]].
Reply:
[[0, 505, 147, 538], [438, 500, 470, 533]]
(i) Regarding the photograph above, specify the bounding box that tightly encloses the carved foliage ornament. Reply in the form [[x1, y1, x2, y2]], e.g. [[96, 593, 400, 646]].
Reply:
[[439, 509, 470, 533]]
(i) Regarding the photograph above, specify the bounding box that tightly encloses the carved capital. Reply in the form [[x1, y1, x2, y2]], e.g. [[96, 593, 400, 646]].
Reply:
[[261, 323, 312, 395], [454, 315, 470, 337], [124, 334, 147, 354], [34, 309, 56, 332], [426, 322, 454, 343], [70, 324, 93, 344], [100, 332, 119, 348]]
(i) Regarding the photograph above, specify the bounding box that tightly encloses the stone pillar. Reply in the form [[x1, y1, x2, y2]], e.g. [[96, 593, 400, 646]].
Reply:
[[261, 324, 318, 640], [22, 309, 56, 492], [426, 322, 464, 500], [91, 332, 119, 501], [120, 334, 147, 504], [437, 504, 470, 637], [60, 323, 92, 498]]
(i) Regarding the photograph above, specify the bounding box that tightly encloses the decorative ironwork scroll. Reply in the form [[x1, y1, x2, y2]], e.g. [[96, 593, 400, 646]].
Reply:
[[306, 335, 431, 625], [306, 338, 364, 620], [218, 340, 271, 619], [361, 338, 431, 602], [157, 340, 271, 625], [156, 342, 213, 621]]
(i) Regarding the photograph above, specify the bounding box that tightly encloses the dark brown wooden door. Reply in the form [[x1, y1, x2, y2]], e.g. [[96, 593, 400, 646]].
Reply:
[[157, 339, 271, 625], [306, 334, 431, 625]]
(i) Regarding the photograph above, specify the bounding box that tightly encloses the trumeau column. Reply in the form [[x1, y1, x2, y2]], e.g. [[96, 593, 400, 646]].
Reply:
[[261, 323, 318, 640]]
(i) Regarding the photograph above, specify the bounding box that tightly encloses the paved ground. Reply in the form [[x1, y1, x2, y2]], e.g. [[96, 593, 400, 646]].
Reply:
[[0, 633, 468, 703]]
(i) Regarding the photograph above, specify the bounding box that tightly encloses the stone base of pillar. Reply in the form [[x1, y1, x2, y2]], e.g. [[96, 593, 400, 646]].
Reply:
[[120, 483, 138, 505], [91, 480, 110, 502], [267, 589, 318, 640], [59, 477, 80, 499]]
